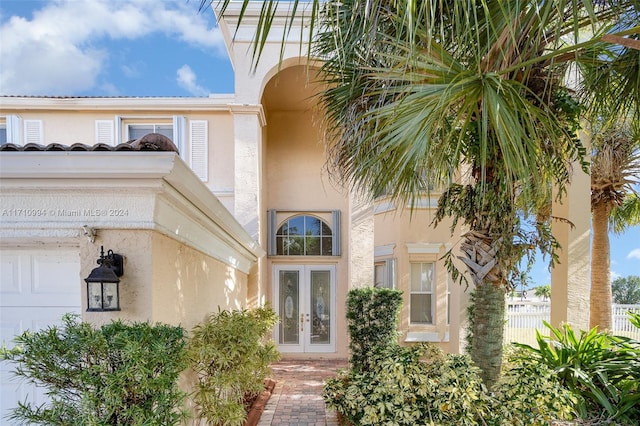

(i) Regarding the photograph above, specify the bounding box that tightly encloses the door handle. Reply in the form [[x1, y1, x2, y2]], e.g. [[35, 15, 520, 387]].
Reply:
[[300, 314, 304, 331]]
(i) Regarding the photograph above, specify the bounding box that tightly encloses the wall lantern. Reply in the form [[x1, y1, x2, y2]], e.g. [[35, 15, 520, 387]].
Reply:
[[85, 246, 124, 312]]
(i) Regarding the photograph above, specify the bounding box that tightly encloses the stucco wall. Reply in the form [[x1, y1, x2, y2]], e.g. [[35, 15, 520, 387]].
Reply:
[[81, 230, 153, 327], [263, 72, 351, 357], [151, 231, 248, 330], [0, 104, 239, 215], [375, 203, 468, 353], [81, 229, 249, 332]]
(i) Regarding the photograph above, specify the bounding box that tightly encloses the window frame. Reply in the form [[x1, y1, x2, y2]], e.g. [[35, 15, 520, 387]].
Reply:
[[374, 258, 396, 289], [268, 210, 341, 257], [125, 122, 174, 142], [0, 120, 6, 145], [275, 214, 333, 256], [409, 262, 435, 325]]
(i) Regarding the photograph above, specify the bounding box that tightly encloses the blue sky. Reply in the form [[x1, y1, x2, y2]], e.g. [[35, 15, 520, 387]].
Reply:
[[1, 0, 638, 288], [0, 0, 234, 96]]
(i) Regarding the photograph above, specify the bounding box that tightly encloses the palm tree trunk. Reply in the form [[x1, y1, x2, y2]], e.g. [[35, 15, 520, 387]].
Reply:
[[590, 201, 613, 330], [459, 229, 507, 389], [471, 283, 505, 389]]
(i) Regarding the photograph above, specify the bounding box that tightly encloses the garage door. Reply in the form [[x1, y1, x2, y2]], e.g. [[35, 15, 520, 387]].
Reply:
[[0, 248, 81, 424]]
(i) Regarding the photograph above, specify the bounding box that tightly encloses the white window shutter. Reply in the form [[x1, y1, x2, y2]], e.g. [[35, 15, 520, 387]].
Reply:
[[95, 120, 115, 145], [172, 115, 186, 156], [190, 120, 208, 181], [6, 114, 22, 144], [115, 115, 122, 145], [23, 120, 42, 145]]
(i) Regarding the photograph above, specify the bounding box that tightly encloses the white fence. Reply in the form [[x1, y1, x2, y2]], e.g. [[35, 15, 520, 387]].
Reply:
[[504, 301, 640, 346]]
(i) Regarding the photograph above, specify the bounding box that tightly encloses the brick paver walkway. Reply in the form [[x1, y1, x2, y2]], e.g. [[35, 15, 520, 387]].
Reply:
[[258, 359, 348, 426]]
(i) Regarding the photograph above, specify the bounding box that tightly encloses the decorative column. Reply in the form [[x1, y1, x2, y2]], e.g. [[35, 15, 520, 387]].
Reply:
[[551, 150, 591, 330], [229, 104, 266, 242]]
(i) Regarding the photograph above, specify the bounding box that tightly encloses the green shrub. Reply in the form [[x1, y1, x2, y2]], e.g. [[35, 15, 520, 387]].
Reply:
[[324, 344, 490, 425], [490, 346, 578, 425], [187, 306, 280, 426], [346, 287, 403, 372], [516, 322, 640, 424], [0, 314, 188, 425]]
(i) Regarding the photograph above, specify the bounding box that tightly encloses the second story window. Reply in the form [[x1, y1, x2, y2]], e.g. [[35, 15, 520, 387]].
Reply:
[[0, 123, 6, 145], [276, 215, 333, 256], [268, 210, 341, 257], [127, 123, 173, 141], [95, 116, 208, 182]]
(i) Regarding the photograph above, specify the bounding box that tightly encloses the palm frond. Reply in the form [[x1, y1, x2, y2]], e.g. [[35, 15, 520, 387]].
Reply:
[[610, 193, 640, 233]]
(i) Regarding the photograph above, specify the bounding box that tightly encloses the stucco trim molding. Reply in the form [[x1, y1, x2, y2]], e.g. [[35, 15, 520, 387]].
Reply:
[[404, 331, 448, 343], [0, 96, 235, 111], [228, 103, 267, 127], [406, 242, 445, 254], [0, 151, 263, 274], [374, 244, 396, 258]]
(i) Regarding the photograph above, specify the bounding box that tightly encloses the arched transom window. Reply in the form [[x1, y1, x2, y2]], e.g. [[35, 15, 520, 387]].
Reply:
[[276, 215, 333, 256]]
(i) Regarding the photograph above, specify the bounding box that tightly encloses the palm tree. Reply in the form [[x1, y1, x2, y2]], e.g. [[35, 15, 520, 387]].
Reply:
[[210, 0, 640, 387], [534, 285, 552, 302], [589, 121, 639, 329], [579, 34, 640, 330]]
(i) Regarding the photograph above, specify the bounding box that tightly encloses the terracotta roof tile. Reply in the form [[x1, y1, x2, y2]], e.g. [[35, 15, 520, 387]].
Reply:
[[0, 133, 179, 153]]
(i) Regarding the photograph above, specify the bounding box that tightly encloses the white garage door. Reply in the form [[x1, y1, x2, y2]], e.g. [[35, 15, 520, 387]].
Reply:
[[0, 248, 81, 424]]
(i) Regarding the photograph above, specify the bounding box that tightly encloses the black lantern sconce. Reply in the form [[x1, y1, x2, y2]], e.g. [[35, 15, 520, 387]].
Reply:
[[85, 246, 124, 312]]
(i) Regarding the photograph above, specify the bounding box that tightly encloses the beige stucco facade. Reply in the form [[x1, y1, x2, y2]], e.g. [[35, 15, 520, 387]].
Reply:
[[0, 152, 260, 331], [0, 2, 592, 368]]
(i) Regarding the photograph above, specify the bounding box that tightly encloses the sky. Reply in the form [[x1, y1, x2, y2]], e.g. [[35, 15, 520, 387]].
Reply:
[[0, 0, 234, 96], [0, 0, 639, 288]]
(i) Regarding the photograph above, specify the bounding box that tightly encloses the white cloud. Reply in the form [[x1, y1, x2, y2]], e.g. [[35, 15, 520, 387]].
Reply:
[[627, 249, 640, 260], [176, 65, 208, 96], [0, 0, 225, 95], [121, 62, 144, 79]]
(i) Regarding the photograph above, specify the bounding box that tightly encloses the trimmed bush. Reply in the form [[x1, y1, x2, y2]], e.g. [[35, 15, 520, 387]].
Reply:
[[346, 287, 403, 372], [0, 314, 188, 425], [187, 306, 280, 426]]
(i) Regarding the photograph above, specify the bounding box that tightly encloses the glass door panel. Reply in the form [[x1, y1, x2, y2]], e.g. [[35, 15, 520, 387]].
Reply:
[[278, 270, 300, 345], [310, 270, 330, 345]]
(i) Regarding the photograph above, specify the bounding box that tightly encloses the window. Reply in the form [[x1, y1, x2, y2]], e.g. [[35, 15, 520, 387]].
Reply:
[[127, 124, 173, 141], [0, 115, 40, 145], [268, 210, 340, 256], [276, 215, 333, 256], [374, 258, 396, 289], [94, 116, 209, 182], [410, 262, 434, 324]]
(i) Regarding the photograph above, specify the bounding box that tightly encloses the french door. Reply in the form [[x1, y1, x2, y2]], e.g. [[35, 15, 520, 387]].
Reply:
[[273, 265, 336, 353]]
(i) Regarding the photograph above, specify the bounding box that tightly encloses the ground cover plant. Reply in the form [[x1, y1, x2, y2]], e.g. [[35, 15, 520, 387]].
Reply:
[[0, 314, 188, 425], [187, 306, 280, 426]]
